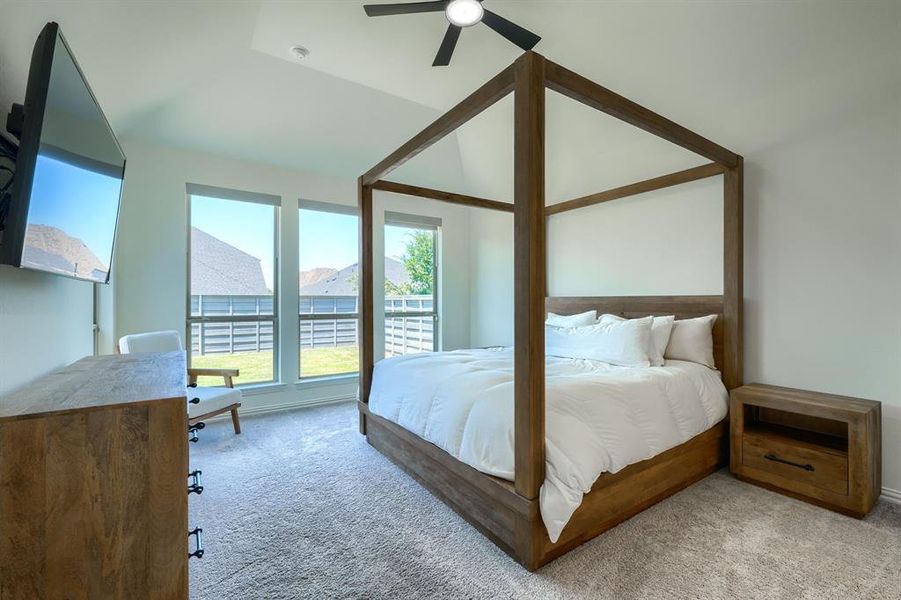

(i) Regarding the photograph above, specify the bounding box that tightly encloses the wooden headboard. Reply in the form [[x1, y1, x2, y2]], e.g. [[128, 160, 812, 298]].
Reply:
[[546, 295, 726, 376]]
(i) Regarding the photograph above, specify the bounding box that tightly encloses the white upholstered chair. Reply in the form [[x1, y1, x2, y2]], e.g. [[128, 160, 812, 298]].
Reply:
[[118, 330, 242, 434]]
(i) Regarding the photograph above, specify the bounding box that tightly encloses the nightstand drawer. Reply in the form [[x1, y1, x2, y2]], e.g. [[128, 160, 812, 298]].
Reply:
[[731, 383, 881, 517], [742, 433, 848, 495]]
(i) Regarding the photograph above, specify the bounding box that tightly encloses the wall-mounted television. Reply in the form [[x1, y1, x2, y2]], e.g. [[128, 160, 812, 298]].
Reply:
[[0, 22, 125, 284]]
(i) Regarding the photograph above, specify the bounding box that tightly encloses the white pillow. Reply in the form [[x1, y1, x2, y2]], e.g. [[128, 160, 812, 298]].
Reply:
[[664, 315, 718, 369], [546, 310, 597, 328], [545, 316, 653, 367], [599, 314, 675, 367]]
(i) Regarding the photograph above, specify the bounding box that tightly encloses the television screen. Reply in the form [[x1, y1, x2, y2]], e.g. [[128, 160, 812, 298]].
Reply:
[[2, 23, 124, 283]]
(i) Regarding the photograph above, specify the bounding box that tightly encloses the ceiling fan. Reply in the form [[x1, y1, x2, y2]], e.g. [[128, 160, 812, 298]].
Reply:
[[363, 0, 541, 67]]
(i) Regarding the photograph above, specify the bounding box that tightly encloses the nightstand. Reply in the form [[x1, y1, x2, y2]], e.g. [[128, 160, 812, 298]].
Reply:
[[730, 384, 881, 517]]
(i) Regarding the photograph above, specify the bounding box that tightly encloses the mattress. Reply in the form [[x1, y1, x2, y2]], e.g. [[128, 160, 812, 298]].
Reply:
[[368, 347, 728, 543]]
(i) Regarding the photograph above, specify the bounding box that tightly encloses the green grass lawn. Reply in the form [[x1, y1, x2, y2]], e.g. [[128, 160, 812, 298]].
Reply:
[[191, 345, 359, 386], [300, 345, 359, 378]]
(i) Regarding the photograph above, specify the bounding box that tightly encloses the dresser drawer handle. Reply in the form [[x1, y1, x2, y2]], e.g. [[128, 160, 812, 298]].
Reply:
[[188, 527, 204, 559], [188, 422, 205, 443], [764, 453, 815, 471], [188, 470, 203, 495], [189, 396, 201, 404]]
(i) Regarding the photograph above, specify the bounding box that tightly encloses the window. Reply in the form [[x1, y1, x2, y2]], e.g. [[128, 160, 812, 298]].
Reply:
[[384, 212, 439, 357], [187, 185, 279, 386], [299, 201, 359, 378]]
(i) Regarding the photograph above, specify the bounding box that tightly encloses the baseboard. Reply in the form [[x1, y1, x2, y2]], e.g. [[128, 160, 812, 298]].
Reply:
[[881, 487, 901, 505], [204, 392, 355, 423]]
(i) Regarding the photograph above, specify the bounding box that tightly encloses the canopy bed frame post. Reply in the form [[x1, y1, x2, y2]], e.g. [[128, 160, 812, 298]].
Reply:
[[358, 177, 374, 434], [512, 52, 547, 502], [723, 157, 744, 390]]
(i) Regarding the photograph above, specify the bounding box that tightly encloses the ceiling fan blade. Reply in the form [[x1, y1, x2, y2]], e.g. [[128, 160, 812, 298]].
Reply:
[[433, 24, 462, 66], [364, 1, 446, 17], [481, 9, 541, 51]]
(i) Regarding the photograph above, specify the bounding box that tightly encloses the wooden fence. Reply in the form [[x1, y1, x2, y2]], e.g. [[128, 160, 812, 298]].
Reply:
[[191, 295, 434, 356]]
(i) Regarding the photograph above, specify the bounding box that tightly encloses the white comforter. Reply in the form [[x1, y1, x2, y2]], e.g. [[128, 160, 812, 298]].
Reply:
[[368, 348, 728, 543]]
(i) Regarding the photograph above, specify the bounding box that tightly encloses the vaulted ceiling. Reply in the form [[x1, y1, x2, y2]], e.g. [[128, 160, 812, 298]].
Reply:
[[1, 1, 898, 201]]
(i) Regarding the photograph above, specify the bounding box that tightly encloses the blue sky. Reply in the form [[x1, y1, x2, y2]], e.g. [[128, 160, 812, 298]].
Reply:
[[298, 209, 357, 272], [298, 209, 409, 272], [191, 195, 276, 288], [27, 154, 121, 267], [192, 201, 412, 290], [384, 226, 411, 263]]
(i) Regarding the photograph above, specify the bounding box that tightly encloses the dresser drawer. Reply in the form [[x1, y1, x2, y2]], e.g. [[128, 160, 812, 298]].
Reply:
[[742, 432, 848, 496]]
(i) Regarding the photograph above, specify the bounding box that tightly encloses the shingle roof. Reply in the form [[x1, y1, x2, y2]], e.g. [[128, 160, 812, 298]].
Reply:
[[300, 257, 409, 295], [21, 245, 77, 276], [191, 227, 269, 295]]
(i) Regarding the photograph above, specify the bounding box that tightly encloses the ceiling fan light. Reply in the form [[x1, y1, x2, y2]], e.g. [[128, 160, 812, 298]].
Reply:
[[446, 0, 483, 27]]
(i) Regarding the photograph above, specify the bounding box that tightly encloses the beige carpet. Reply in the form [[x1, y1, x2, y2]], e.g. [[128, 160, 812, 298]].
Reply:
[[188, 402, 901, 599]]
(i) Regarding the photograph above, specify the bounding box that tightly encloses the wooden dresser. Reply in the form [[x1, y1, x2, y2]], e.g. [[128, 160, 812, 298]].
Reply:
[[730, 383, 881, 518], [0, 351, 191, 599]]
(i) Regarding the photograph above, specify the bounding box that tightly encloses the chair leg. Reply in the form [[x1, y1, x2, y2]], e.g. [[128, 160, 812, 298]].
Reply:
[[231, 407, 242, 435]]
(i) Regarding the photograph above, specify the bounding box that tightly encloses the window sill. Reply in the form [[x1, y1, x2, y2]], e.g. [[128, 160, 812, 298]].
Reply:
[[238, 382, 289, 397], [295, 373, 359, 390]]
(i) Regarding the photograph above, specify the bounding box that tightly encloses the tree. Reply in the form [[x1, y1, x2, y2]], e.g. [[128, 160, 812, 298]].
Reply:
[[399, 230, 433, 295], [347, 230, 434, 296]]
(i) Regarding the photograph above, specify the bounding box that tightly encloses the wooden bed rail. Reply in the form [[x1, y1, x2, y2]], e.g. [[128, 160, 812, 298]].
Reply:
[[361, 63, 515, 185], [368, 162, 724, 218], [371, 180, 513, 213], [544, 60, 740, 169], [545, 162, 725, 216]]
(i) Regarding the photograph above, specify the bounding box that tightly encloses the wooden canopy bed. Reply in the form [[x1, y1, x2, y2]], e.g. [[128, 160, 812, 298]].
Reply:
[[356, 52, 743, 570]]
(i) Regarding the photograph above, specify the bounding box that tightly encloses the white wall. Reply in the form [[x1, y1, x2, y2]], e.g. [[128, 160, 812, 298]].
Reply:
[[469, 209, 513, 348], [114, 139, 471, 413], [0, 19, 96, 396], [743, 89, 901, 497], [468, 179, 723, 349], [0, 267, 95, 394], [466, 15, 901, 497]]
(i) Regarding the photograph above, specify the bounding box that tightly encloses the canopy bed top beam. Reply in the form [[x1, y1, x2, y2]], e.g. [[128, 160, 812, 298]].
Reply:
[[544, 60, 740, 169], [545, 162, 725, 216], [361, 63, 515, 186], [372, 179, 514, 212]]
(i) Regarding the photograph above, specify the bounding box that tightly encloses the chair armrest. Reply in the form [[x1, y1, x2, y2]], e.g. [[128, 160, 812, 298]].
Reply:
[[188, 368, 240, 377], [188, 367, 240, 388]]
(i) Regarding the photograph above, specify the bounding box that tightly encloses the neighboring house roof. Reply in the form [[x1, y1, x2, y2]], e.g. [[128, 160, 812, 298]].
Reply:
[[299, 267, 337, 289], [300, 257, 409, 295], [21, 245, 77, 276], [21, 224, 106, 278], [191, 227, 269, 295]]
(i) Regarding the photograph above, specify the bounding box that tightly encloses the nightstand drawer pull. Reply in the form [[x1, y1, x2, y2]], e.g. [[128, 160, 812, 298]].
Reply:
[[764, 453, 814, 471], [188, 527, 204, 559]]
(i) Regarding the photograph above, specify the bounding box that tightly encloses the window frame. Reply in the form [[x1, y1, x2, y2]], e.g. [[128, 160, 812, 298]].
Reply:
[[298, 199, 360, 380], [185, 184, 281, 387], [384, 211, 440, 355]]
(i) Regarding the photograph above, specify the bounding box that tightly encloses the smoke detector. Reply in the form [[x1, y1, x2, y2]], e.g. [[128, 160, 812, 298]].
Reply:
[[290, 45, 310, 60]]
